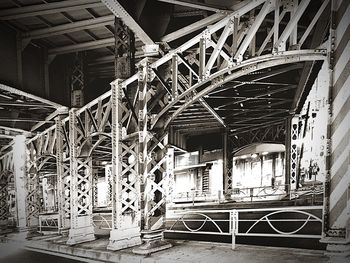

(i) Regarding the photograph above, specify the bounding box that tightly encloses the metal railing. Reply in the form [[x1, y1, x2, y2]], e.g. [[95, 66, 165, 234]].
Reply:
[[165, 206, 323, 249], [173, 183, 323, 204], [173, 190, 223, 203], [38, 213, 59, 234], [231, 184, 287, 202]]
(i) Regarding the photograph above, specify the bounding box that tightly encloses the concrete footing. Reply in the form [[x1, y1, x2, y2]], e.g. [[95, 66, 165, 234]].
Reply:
[[0, 234, 331, 263], [66, 225, 95, 245], [321, 236, 350, 263], [107, 227, 142, 250], [132, 229, 172, 255]]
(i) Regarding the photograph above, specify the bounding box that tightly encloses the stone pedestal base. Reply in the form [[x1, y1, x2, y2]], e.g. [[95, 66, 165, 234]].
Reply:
[[0, 220, 11, 235], [107, 227, 142, 250], [321, 237, 350, 263], [66, 225, 95, 245], [59, 227, 70, 237], [132, 229, 172, 255]]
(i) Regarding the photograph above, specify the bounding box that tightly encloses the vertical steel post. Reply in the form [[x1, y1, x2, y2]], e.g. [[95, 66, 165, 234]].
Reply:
[[199, 37, 206, 80], [172, 55, 178, 99], [71, 53, 84, 108], [26, 141, 40, 231], [67, 109, 95, 245], [133, 59, 172, 254], [107, 80, 141, 250], [13, 135, 27, 232]]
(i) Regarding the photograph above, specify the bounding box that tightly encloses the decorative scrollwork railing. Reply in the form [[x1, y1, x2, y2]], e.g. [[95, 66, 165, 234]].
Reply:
[[166, 206, 323, 249], [167, 210, 231, 236]]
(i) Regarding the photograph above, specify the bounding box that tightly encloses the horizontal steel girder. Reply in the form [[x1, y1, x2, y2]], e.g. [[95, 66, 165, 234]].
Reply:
[[48, 38, 115, 55], [0, 0, 104, 20], [22, 15, 115, 40]]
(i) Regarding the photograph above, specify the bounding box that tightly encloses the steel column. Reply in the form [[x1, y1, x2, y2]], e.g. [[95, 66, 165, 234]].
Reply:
[[55, 117, 70, 233], [67, 109, 95, 245], [13, 135, 28, 231], [223, 130, 233, 197], [26, 141, 40, 230], [0, 171, 9, 229], [289, 116, 299, 193], [133, 59, 172, 254], [71, 53, 85, 108], [107, 80, 141, 250]]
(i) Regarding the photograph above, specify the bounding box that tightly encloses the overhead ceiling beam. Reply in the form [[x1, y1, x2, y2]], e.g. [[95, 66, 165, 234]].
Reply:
[[217, 85, 296, 110], [0, 84, 63, 108], [157, 0, 231, 14], [0, 125, 28, 134], [0, 100, 53, 107], [22, 15, 115, 41], [198, 99, 226, 128], [210, 63, 303, 95], [0, 117, 50, 123], [88, 49, 145, 66], [161, 13, 225, 42], [101, 0, 154, 45], [0, 134, 16, 139], [230, 119, 285, 134], [48, 38, 115, 55], [30, 108, 68, 132], [0, 0, 103, 20]]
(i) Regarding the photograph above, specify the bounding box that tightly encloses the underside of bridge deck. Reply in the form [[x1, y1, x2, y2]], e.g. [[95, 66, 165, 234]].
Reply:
[[0, 0, 349, 262]]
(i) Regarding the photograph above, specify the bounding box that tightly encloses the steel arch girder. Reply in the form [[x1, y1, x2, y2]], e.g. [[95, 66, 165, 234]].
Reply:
[[150, 50, 327, 129]]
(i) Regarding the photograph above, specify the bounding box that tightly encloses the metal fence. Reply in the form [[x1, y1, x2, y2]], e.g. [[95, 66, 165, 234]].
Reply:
[[165, 206, 323, 249]]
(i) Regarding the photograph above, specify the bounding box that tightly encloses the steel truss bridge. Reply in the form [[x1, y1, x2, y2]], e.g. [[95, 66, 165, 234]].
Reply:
[[1, 0, 346, 255]]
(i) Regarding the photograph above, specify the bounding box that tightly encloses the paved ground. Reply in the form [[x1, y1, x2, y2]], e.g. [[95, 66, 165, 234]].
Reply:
[[0, 242, 83, 263], [0, 236, 331, 263], [145, 240, 329, 263]]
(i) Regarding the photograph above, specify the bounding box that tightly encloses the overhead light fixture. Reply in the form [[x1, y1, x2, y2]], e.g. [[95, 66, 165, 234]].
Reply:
[[262, 151, 269, 155], [251, 153, 258, 158], [241, 155, 247, 159]]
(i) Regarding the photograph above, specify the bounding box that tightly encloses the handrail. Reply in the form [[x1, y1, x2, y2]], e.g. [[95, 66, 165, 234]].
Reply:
[[166, 206, 323, 249]]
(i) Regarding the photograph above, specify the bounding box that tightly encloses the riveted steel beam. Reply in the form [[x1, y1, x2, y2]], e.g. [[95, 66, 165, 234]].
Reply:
[[0, 0, 103, 20], [22, 15, 114, 41]]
